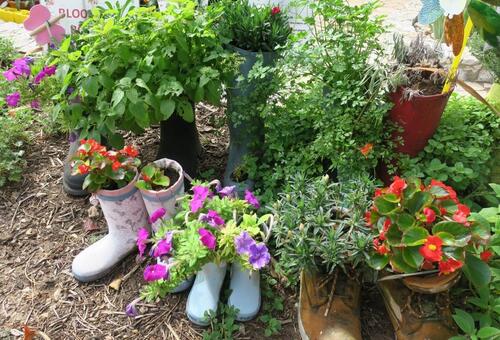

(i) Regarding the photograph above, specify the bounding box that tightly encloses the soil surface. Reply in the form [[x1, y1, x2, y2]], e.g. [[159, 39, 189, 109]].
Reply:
[[0, 103, 394, 339]]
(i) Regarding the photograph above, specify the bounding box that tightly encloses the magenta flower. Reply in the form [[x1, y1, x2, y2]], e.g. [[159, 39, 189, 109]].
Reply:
[[6, 92, 20, 107], [2, 69, 18, 82], [136, 228, 149, 257], [235, 231, 256, 255], [34, 65, 57, 84], [199, 228, 216, 250], [125, 302, 138, 317], [244, 190, 260, 209], [190, 185, 211, 213], [149, 207, 166, 224], [248, 243, 271, 270], [12, 57, 32, 77], [30, 100, 40, 109], [200, 210, 225, 228], [143, 263, 168, 282], [153, 232, 173, 258]]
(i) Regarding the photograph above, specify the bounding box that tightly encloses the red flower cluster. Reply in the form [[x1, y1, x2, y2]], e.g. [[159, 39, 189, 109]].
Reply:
[[271, 6, 281, 15], [359, 143, 373, 157], [74, 140, 139, 175]]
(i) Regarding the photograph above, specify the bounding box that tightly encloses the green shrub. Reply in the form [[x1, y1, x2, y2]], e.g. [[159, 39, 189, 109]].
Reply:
[[0, 37, 17, 67], [0, 113, 30, 187], [399, 95, 500, 208]]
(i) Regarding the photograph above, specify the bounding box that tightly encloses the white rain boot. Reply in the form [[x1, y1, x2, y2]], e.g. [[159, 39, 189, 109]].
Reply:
[[139, 158, 193, 292], [186, 262, 227, 326], [228, 262, 261, 321], [72, 173, 150, 282]]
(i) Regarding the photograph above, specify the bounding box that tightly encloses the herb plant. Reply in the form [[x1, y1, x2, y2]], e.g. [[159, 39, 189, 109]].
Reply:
[[71, 139, 141, 192], [210, 0, 292, 52], [271, 174, 375, 286], [51, 2, 236, 148], [399, 95, 500, 208], [139, 183, 272, 300], [136, 164, 171, 190], [245, 0, 394, 200]]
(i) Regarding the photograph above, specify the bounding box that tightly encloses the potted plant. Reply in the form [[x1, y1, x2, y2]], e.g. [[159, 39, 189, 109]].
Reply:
[[365, 176, 490, 339], [209, 0, 292, 194], [132, 180, 272, 326], [70, 139, 150, 282], [272, 174, 375, 340], [50, 1, 236, 194]]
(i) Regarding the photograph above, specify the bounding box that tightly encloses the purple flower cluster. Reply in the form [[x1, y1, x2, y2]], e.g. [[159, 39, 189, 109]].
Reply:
[[6, 92, 20, 107], [34, 65, 57, 84], [190, 185, 211, 213], [215, 183, 236, 198], [143, 263, 170, 282], [234, 231, 271, 270], [149, 207, 166, 224], [245, 190, 260, 209], [199, 228, 216, 250], [3, 57, 33, 82], [153, 232, 173, 258], [136, 228, 149, 257], [199, 210, 225, 228]]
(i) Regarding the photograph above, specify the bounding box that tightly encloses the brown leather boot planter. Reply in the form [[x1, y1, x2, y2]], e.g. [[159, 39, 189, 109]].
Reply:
[[378, 272, 459, 340], [298, 269, 362, 340]]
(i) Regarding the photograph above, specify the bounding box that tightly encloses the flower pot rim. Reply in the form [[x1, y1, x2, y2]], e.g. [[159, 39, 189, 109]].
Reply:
[[138, 158, 184, 197], [97, 169, 139, 197], [394, 85, 455, 100], [402, 270, 461, 294], [227, 44, 277, 57]]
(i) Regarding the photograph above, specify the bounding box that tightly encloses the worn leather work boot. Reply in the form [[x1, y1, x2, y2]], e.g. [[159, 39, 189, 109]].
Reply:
[[298, 269, 362, 340], [378, 274, 457, 340]]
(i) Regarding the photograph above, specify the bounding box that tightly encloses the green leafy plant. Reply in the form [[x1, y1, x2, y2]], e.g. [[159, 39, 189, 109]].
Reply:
[[259, 274, 284, 337], [135, 164, 170, 190], [271, 173, 375, 286], [366, 177, 490, 275], [0, 37, 17, 67], [399, 95, 500, 208], [246, 0, 394, 200], [50, 1, 236, 148], [140, 183, 272, 300], [202, 303, 240, 340], [71, 139, 141, 192], [210, 0, 292, 52], [0, 112, 29, 187]]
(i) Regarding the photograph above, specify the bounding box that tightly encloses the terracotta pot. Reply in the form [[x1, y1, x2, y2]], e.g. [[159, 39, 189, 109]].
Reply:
[[402, 271, 461, 294], [388, 87, 453, 157]]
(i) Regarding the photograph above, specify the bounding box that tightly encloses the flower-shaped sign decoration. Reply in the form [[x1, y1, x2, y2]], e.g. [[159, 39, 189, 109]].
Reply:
[[418, 0, 468, 24], [24, 5, 66, 46]]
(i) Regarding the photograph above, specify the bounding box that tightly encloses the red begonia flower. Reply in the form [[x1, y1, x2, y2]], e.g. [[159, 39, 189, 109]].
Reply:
[[388, 176, 407, 196], [480, 250, 493, 262], [419, 236, 443, 262], [423, 207, 436, 223], [438, 258, 463, 275]]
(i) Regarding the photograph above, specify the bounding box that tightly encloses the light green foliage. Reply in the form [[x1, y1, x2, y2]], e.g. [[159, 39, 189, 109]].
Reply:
[[50, 1, 236, 148], [209, 0, 292, 52], [399, 95, 500, 208], [246, 0, 394, 200], [0, 112, 29, 187], [202, 302, 240, 340], [0, 37, 17, 67], [271, 174, 375, 286], [259, 274, 284, 337]]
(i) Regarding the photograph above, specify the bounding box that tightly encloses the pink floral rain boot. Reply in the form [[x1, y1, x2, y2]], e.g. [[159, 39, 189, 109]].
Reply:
[[72, 175, 150, 282]]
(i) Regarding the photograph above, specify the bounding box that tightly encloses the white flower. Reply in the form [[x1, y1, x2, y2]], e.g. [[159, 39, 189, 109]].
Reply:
[[439, 0, 467, 17]]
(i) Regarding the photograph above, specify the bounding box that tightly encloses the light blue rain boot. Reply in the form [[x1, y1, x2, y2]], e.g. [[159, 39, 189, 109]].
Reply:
[[228, 262, 261, 321], [186, 262, 227, 326]]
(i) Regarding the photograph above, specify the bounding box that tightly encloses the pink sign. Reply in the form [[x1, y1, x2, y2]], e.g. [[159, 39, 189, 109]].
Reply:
[[41, 0, 139, 33]]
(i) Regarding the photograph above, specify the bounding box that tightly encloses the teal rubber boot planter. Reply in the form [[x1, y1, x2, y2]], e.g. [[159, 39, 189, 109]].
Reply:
[[223, 46, 277, 196], [228, 262, 261, 321]]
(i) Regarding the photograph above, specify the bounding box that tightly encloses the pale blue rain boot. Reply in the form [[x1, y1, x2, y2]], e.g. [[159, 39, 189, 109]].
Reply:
[[228, 262, 261, 321]]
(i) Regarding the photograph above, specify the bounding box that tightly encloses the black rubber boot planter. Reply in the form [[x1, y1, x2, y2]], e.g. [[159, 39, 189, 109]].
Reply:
[[223, 46, 277, 196], [62, 132, 88, 197], [157, 112, 202, 180]]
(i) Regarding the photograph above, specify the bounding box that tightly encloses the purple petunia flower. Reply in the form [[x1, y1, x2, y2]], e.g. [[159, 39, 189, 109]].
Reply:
[[216, 183, 236, 198], [199, 228, 216, 250], [190, 185, 211, 213], [248, 243, 271, 270], [143, 263, 168, 282], [244, 190, 260, 209], [200, 210, 225, 228], [6, 92, 20, 107], [2, 69, 17, 82], [149, 207, 166, 224], [153, 232, 173, 258], [12, 57, 32, 77], [68, 132, 78, 143], [125, 302, 138, 317], [234, 231, 256, 255], [136, 228, 149, 257], [30, 100, 40, 109]]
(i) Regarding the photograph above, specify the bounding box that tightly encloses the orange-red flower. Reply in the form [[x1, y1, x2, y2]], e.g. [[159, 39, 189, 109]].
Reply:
[[453, 204, 470, 225], [439, 206, 447, 215], [365, 211, 372, 226], [359, 143, 373, 157], [121, 145, 139, 158], [438, 258, 463, 275], [78, 164, 91, 175], [373, 238, 389, 255], [419, 236, 443, 262], [271, 6, 281, 15], [388, 176, 407, 196], [430, 179, 458, 203], [112, 161, 122, 171], [374, 188, 383, 198], [423, 207, 436, 223], [480, 250, 493, 262]]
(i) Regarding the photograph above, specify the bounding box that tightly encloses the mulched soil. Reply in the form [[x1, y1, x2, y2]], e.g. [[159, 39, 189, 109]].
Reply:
[[0, 103, 393, 339]]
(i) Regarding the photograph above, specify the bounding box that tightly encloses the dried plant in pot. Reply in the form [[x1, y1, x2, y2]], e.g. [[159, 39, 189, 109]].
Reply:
[[365, 176, 491, 339], [272, 174, 375, 340], [388, 34, 454, 158]]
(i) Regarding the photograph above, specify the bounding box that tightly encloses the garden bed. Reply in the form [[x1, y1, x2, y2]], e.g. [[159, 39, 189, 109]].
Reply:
[[0, 103, 393, 339]]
